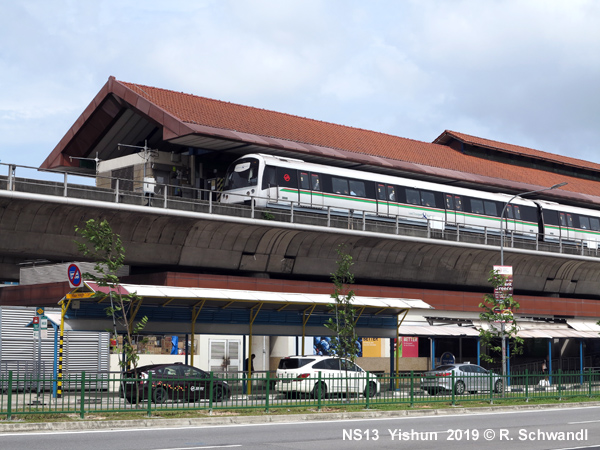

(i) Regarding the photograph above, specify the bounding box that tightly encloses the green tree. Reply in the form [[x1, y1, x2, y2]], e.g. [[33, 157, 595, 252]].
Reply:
[[478, 269, 523, 371], [325, 246, 360, 362], [75, 219, 148, 377], [324, 246, 361, 398]]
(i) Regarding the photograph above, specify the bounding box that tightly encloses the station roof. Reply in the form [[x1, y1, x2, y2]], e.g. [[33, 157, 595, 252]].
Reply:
[[40, 76, 600, 207]]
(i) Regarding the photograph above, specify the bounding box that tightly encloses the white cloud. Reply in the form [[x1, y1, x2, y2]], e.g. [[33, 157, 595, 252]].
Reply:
[[0, 0, 599, 167]]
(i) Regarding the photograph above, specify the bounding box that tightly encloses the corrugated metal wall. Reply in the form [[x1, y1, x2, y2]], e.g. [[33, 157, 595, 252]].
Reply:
[[0, 306, 109, 389]]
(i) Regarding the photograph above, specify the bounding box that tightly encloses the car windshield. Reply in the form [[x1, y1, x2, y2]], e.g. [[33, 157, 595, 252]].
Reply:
[[224, 158, 259, 190], [278, 358, 315, 370]]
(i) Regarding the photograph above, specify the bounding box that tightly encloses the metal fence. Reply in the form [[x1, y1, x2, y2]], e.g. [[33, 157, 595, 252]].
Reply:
[[2, 369, 600, 420]]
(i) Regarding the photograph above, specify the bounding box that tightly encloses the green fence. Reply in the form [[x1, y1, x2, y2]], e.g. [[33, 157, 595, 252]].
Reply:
[[2, 369, 600, 420]]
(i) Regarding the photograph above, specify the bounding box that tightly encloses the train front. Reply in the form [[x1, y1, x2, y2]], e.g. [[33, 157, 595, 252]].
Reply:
[[220, 156, 263, 205]]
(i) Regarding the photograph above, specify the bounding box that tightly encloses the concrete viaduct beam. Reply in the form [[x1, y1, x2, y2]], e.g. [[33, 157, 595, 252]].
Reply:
[[1, 191, 600, 298]]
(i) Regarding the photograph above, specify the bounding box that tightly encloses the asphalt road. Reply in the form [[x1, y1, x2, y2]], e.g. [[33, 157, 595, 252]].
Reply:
[[1, 406, 600, 450]]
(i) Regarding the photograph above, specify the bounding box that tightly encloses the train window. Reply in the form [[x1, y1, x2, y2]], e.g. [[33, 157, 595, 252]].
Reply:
[[299, 172, 310, 190], [579, 216, 590, 230], [454, 196, 463, 211], [445, 194, 454, 210], [377, 184, 386, 201], [560, 212, 575, 227], [513, 205, 522, 220], [506, 205, 514, 219], [470, 199, 484, 215], [421, 191, 436, 207], [349, 180, 366, 197], [388, 186, 396, 202], [262, 165, 277, 189], [543, 209, 559, 226], [224, 158, 260, 190], [276, 167, 298, 188], [311, 174, 321, 191], [332, 177, 349, 195], [484, 201, 498, 217], [406, 189, 420, 205], [590, 217, 600, 231], [559, 213, 567, 227]]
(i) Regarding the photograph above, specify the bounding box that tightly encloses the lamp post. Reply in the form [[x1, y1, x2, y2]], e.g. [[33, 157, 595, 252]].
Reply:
[[497, 181, 567, 383]]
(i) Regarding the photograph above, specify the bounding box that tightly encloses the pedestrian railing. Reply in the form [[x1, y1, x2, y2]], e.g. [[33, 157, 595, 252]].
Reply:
[[1, 369, 600, 420]]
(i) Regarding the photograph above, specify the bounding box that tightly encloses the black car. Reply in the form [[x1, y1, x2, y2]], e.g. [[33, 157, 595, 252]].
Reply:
[[120, 363, 230, 404]]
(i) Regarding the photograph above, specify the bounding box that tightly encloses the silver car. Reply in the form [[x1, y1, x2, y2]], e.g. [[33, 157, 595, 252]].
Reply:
[[420, 364, 503, 395]]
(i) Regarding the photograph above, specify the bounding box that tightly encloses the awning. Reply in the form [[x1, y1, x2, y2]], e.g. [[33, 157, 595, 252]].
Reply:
[[567, 320, 600, 333], [473, 320, 600, 339], [59, 281, 433, 337], [397, 325, 480, 337], [80, 282, 433, 315]]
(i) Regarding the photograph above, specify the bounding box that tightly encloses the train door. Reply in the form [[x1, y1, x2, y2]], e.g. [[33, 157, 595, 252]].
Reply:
[[578, 215, 598, 249], [298, 171, 312, 207], [559, 212, 575, 242], [376, 183, 388, 215], [445, 194, 465, 228], [386, 185, 399, 217], [310, 173, 324, 208], [504, 204, 518, 234]]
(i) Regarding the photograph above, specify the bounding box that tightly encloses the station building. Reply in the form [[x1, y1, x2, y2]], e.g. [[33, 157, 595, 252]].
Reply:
[[2, 76, 600, 377]]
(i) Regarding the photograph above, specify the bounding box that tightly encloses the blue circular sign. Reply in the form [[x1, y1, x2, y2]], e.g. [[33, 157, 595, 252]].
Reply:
[[67, 263, 82, 287]]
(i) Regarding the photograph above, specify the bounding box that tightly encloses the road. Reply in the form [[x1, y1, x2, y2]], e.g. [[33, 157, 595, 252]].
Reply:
[[1, 406, 600, 450]]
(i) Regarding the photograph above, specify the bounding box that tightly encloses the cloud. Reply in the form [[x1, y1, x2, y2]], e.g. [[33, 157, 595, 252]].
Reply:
[[0, 0, 599, 168]]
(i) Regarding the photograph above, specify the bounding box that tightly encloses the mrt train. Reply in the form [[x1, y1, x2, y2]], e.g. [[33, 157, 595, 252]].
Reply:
[[220, 153, 600, 249]]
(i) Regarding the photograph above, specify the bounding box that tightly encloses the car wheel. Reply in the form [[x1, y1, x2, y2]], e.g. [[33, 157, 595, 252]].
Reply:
[[153, 386, 168, 404], [311, 382, 327, 399], [363, 381, 377, 398], [494, 379, 504, 393], [454, 380, 466, 395]]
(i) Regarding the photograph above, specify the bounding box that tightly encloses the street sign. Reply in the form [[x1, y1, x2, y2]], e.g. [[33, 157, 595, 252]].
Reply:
[[67, 263, 82, 288], [41, 316, 48, 339], [441, 352, 455, 365], [66, 292, 95, 299], [36, 307, 45, 316]]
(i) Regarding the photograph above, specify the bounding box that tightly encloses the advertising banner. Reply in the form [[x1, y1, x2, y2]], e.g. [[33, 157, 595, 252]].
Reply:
[[362, 338, 382, 357]]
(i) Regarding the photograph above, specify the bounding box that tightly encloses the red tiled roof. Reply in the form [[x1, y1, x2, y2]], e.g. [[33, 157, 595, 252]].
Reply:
[[41, 77, 600, 203], [119, 80, 600, 199], [436, 130, 600, 173]]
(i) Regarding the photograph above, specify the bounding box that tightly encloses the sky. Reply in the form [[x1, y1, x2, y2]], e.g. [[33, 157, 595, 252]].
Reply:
[[1, 0, 600, 175]]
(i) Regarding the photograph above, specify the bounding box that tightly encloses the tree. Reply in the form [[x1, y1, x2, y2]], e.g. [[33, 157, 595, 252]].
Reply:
[[325, 246, 360, 361], [478, 268, 523, 372], [75, 219, 148, 378], [324, 246, 361, 398]]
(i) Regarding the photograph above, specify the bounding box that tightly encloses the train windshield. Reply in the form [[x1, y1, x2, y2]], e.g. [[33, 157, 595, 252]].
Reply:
[[224, 158, 259, 190]]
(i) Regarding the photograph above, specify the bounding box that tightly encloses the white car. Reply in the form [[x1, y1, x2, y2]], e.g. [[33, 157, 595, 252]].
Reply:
[[275, 355, 380, 399]]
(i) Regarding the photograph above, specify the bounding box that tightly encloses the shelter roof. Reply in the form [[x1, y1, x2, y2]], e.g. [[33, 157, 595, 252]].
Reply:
[[80, 281, 432, 316]]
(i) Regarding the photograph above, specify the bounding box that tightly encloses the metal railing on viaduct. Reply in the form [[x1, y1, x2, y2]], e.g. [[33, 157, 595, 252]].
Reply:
[[1, 162, 598, 259]]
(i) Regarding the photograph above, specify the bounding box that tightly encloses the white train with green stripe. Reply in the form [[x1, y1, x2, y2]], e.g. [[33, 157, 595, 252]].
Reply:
[[220, 154, 600, 249]]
